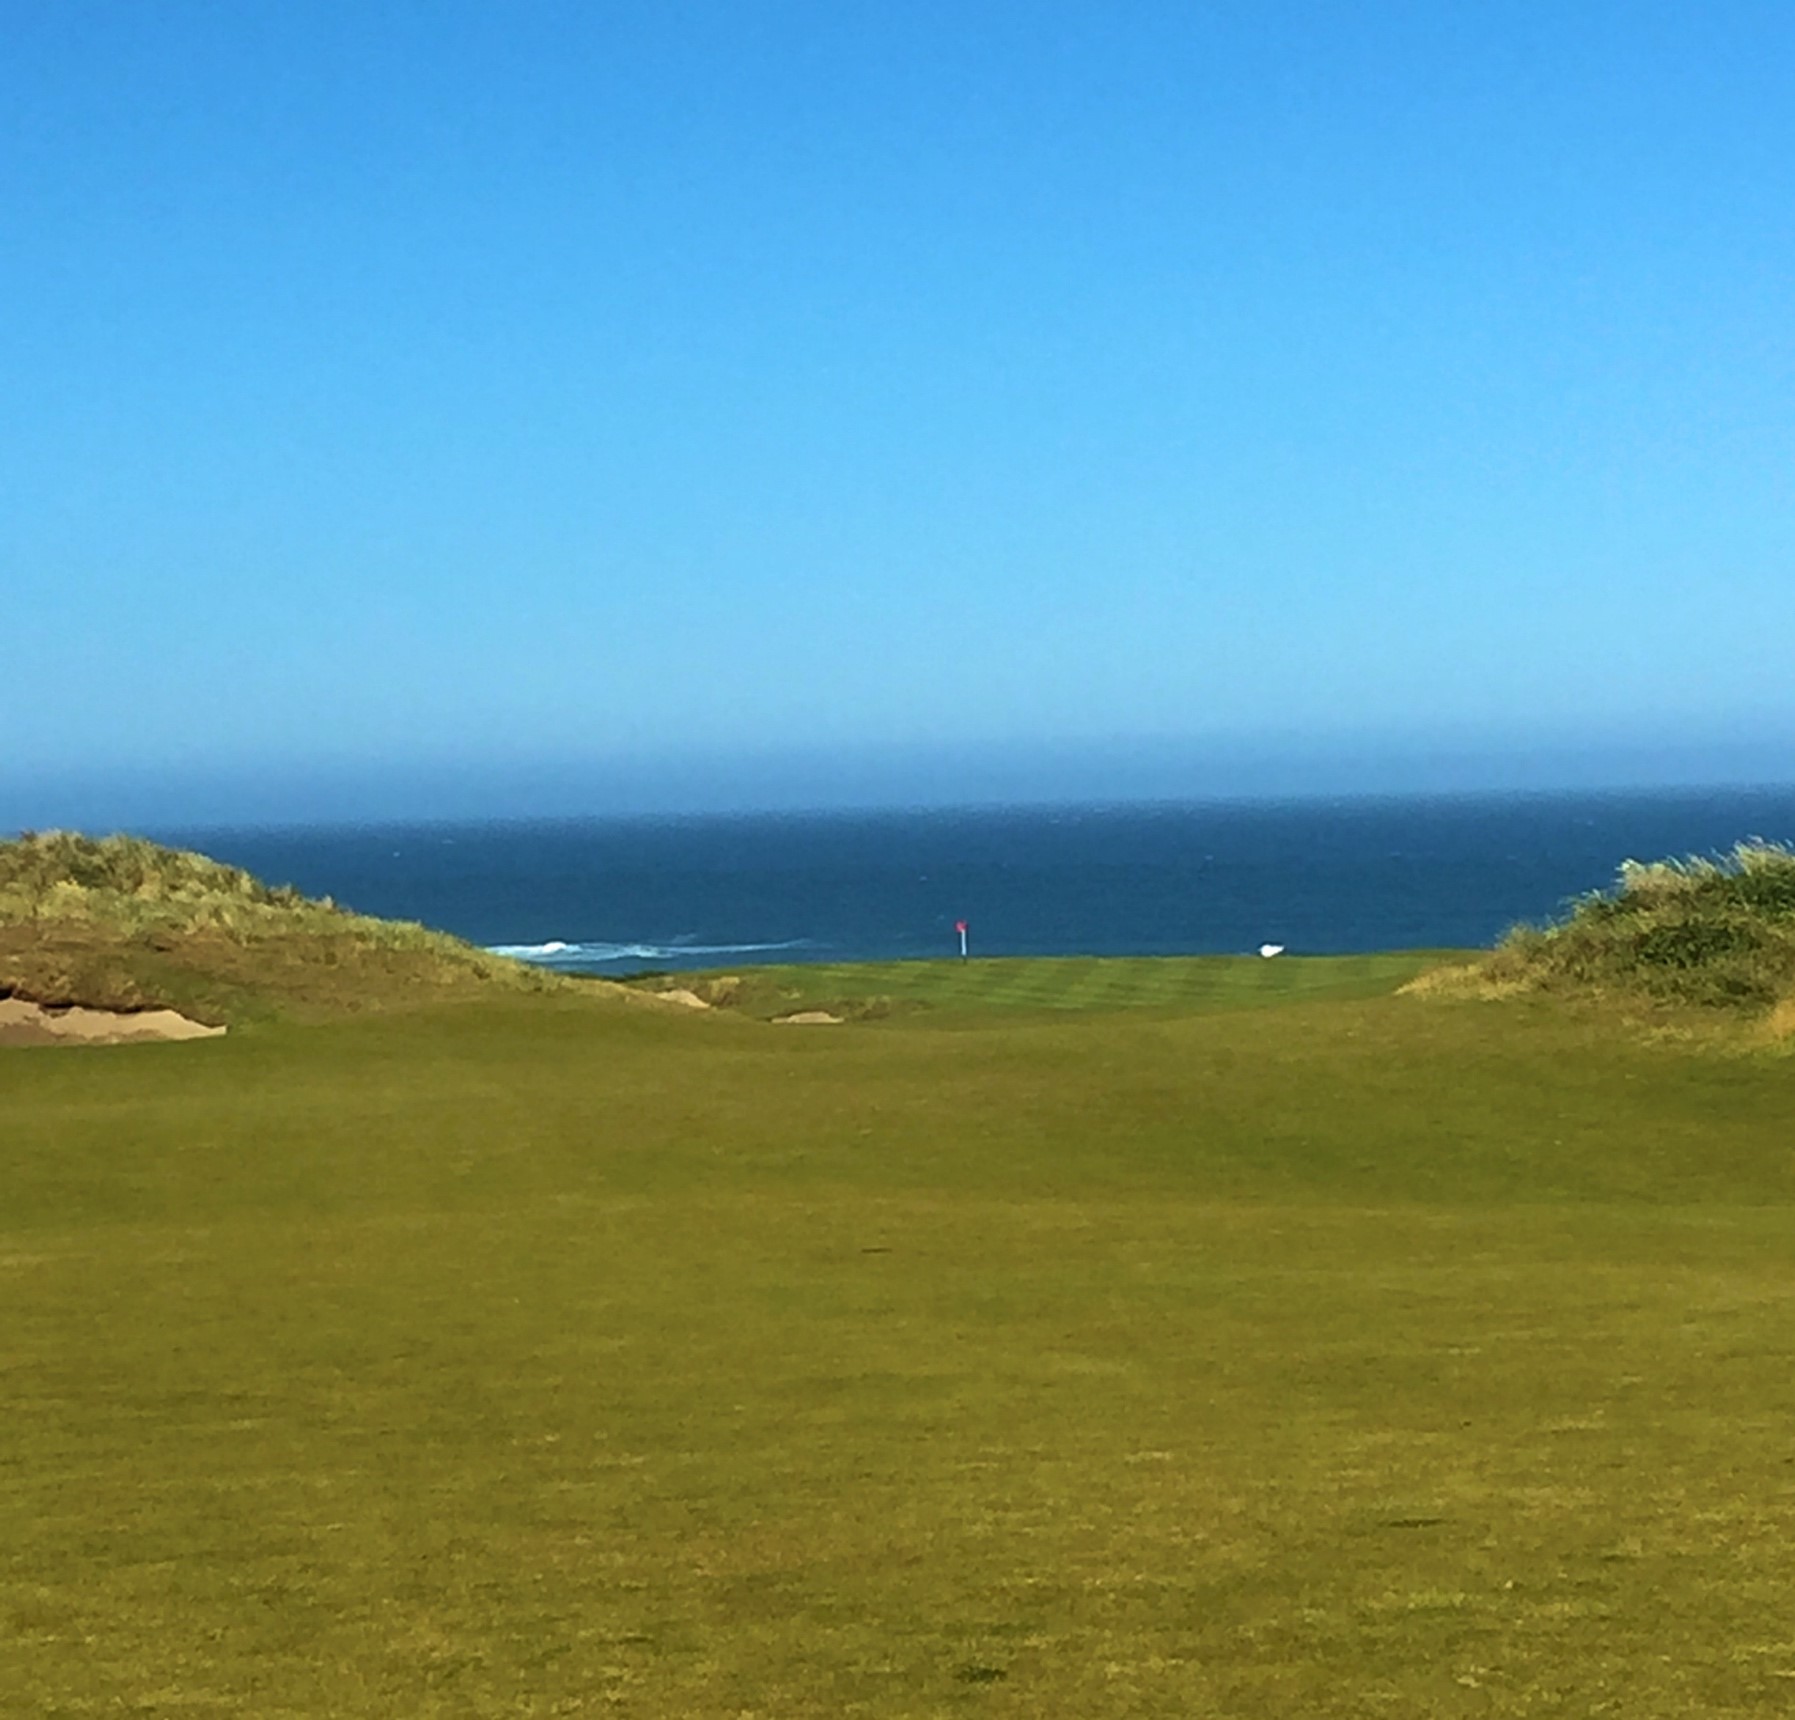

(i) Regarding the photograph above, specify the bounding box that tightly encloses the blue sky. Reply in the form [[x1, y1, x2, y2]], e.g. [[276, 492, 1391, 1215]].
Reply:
[[6, 1, 1793, 824]]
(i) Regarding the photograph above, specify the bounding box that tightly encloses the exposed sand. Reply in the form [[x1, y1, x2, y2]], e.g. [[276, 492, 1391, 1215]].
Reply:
[[0, 997, 227, 1048], [773, 1010, 843, 1025], [1763, 998, 1795, 1040]]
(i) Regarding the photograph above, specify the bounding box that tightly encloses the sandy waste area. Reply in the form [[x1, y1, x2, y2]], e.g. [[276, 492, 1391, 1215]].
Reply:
[[0, 997, 227, 1047]]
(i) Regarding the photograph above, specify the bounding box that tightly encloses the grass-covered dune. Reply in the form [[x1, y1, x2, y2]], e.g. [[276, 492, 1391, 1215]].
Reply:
[[8, 906, 1795, 1712], [1428, 839, 1795, 1017], [0, 830, 569, 1024]]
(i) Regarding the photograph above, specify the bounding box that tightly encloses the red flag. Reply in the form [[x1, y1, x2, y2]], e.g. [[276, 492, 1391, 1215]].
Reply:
[[955, 920, 967, 934]]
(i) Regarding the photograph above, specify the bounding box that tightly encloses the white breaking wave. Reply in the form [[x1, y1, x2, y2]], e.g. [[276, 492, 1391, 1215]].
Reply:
[[488, 938, 813, 967]]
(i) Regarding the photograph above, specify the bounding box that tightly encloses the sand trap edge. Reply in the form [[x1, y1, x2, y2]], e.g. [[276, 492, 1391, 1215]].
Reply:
[[0, 997, 227, 1048]]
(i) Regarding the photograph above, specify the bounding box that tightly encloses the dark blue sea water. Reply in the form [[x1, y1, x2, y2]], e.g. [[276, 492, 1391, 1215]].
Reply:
[[162, 787, 1795, 976]]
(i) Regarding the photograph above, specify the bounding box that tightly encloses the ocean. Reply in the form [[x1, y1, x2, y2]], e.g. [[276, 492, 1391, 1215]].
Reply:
[[162, 786, 1795, 977]]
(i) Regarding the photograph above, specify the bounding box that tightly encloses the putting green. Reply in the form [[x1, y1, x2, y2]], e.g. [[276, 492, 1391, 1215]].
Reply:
[[642, 949, 1462, 1019]]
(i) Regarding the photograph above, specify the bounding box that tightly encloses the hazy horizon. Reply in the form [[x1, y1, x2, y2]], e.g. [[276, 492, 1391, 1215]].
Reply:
[[9, 724, 1795, 836]]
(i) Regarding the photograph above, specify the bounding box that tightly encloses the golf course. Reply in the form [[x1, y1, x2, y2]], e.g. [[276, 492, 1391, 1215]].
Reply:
[[6, 836, 1795, 1716]]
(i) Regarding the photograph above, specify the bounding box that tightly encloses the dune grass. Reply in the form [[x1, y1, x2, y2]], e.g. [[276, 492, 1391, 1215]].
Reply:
[[1478, 839, 1795, 1012], [7, 963, 1795, 1715], [0, 831, 566, 1023]]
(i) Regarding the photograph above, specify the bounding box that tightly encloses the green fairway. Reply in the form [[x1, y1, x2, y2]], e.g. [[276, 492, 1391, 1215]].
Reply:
[[6, 966, 1795, 1716]]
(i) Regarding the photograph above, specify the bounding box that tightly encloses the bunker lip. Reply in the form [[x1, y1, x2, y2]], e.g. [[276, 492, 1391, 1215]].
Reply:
[[0, 996, 226, 1047]]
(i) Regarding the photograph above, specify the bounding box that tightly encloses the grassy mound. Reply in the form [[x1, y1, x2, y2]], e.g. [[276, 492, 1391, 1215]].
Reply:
[[1475, 839, 1795, 1011], [0, 829, 567, 1024]]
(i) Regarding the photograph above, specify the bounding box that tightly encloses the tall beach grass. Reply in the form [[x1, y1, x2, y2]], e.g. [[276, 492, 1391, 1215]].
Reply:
[[1480, 839, 1795, 1010], [0, 830, 566, 1021]]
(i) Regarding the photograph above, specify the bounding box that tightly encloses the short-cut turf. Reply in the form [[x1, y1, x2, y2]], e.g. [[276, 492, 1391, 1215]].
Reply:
[[634, 949, 1460, 1019], [6, 963, 1795, 1716]]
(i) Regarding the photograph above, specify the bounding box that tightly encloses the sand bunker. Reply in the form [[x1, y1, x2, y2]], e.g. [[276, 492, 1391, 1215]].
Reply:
[[773, 1010, 843, 1025], [0, 997, 226, 1048]]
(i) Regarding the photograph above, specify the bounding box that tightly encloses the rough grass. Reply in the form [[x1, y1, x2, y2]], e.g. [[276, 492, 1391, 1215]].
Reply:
[[0, 830, 571, 1023], [7, 976, 1795, 1715], [1456, 840, 1795, 1013]]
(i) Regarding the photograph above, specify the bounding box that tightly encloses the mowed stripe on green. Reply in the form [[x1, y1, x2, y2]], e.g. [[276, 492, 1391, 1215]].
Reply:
[[678, 950, 1460, 1018], [5, 977, 1795, 1716]]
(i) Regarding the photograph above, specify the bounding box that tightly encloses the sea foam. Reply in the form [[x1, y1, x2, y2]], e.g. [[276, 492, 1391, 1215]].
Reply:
[[488, 937, 813, 971]]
